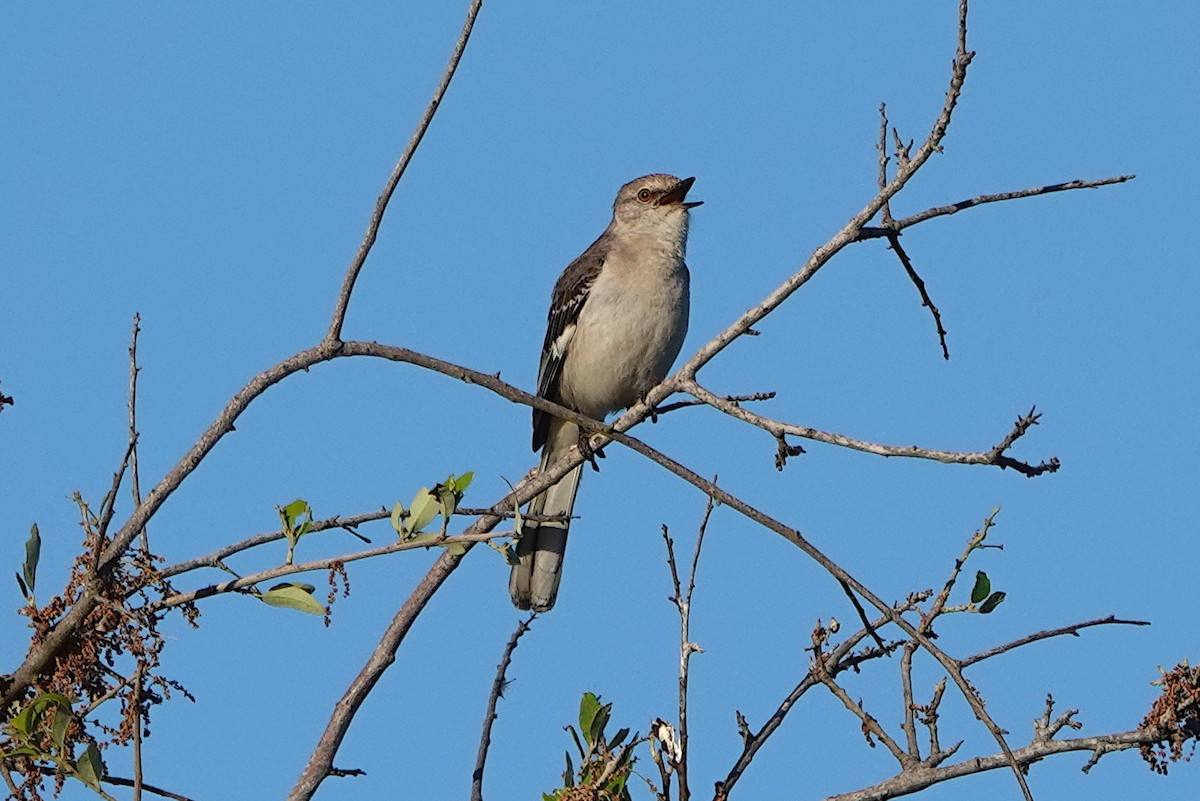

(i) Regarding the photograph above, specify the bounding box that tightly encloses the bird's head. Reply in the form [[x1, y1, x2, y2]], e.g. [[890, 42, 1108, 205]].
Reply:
[[611, 174, 702, 236]]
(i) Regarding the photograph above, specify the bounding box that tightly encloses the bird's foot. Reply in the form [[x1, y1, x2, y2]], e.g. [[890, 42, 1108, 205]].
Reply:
[[578, 430, 607, 473]]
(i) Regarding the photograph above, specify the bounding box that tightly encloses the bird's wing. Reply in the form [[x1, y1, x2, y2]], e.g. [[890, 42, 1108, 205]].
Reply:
[[532, 233, 608, 451]]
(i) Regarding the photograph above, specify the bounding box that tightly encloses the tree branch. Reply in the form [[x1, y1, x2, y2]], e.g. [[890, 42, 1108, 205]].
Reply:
[[470, 614, 536, 801], [325, 0, 483, 342]]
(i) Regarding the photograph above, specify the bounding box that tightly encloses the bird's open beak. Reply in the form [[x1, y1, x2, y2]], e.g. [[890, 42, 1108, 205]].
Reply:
[[658, 176, 703, 209]]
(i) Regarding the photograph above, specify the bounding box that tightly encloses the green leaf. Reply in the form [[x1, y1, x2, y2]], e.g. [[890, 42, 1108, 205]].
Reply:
[[390, 501, 406, 536], [279, 499, 310, 528], [590, 702, 611, 750], [453, 472, 474, 493], [4, 745, 42, 759], [74, 743, 103, 788], [565, 724, 585, 759], [609, 727, 630, 749], [407, 488, 440, 535], [9, 703, 37, 736], [50, 703, 71, 748], [970, 571, 990, 604], [23, 523, 40, 595], [259, 583, 325, 615], [579, 692, 601, 747], [562, 750, 575, 786], [979, 591, 1007, 614], [444, 541, 467, 556]]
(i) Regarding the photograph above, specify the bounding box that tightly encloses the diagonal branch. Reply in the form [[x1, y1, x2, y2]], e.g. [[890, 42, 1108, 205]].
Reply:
[[885, 231, 950, 359], [326, 0, 484, 342]]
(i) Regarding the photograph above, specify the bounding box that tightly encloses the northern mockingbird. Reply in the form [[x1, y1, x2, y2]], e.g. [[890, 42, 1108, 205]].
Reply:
[[509, 173, 701, 611]]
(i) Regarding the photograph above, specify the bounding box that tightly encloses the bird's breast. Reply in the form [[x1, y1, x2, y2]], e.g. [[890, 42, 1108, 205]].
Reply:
[[558, 249, 690, 420]]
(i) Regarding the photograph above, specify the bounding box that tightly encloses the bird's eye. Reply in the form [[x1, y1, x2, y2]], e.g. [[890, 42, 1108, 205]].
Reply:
[[637, 188, 653, 202]]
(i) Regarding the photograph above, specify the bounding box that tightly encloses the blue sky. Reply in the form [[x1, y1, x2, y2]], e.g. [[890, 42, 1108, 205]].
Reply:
[[2, 3, 1196, 800]]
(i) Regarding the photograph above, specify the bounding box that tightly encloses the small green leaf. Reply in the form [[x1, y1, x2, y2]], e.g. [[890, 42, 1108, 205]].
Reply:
[[970, 571, 990, 604], [979, 591, 1007, 614], [454, 472, 474, 493], [407, 488, 440, 535], [23, 523, 41, 596], [609, 727, 630, 749], [579, 692, 601, 747], [259, 583, 325, 615], [279, 499, 310, 528], [562, 750, 575, 786], [74, 743, 103, 788], [390, 501, 406, 536], [444, 541, 467, 556]]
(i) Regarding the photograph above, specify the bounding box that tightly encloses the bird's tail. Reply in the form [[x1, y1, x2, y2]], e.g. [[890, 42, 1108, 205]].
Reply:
[[509, 419, 584, 611]]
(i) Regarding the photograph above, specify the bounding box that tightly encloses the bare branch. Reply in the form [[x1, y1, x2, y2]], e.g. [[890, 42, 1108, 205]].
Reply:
[[815, 656, 912, 767], [682, 380, 1055, 476], [823, 728, 1161, 801], [961, 616, 1150, 669], [471, 614, 536, 801], [717, 597, 924, 799], [894, 175, 1135, 233], [661, 490, 716, 801], [326, 0, 483, 342], [885, 232, 949, 360], [605, 426, 1033, 801], [877, 103, 894, 225]]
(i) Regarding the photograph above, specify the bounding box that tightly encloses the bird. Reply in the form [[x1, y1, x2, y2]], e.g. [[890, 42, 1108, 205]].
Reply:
[[509, 173, 700, 611]]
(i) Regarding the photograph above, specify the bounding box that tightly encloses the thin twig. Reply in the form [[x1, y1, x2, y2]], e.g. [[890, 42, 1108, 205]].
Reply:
[[868, 175, 1136, 236], [878, 103, 893, 225], [471, 613, 535, 801], [961, 616, 1150, 669], [132, 662, 144, 801], [325, 0, 483, 342], [102, 775, 198, 801], [129, 313, 148, 551], [151, 529, 513, 611], [653, 392, 776, 417], [886, 232, 949, 359], [682, 380, 1054, 476], [815, 655, 911, 766], [668, 490, 716, 801]]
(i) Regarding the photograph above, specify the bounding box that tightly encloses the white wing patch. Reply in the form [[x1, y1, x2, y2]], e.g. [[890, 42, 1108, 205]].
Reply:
[[550, 323, 576, 361]]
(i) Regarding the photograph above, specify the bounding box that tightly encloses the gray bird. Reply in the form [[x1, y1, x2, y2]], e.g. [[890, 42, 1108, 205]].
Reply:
[[509, 173, 700, 611]]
